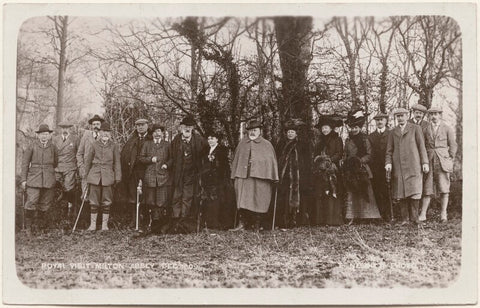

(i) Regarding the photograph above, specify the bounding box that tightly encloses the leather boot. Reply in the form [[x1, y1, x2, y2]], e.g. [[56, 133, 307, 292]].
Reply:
[[253, 213, 263, 232], [24, 210, 36, 236], [409, 199, 420, 224], [229, 212, 245, 232], [37, 210, 48, 233]]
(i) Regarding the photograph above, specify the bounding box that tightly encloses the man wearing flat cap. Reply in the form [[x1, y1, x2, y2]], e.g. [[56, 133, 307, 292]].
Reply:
[[169, 115, 208, 232], [230, 119, 279, 231], [121, 118, 151, 228], [368, 112, 393, 222], [385, 108, 429, 225], [138, 124, 172, 235], [21, 124, 58, 235], [84, 122, 121, 231], [419, 106, 457, 222], [53, 121, 80, 219], [409, 103, 429, 130]]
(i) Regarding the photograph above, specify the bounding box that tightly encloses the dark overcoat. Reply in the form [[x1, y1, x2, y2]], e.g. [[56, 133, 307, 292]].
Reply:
[[121, 131, 152, 178], [21, 140, 58, 188], [139, 139, 173, 187], [368, 129, 390, 177], [85, 140, 122, 186], [200, 144, 230, 188], [170, 132, 208, 187], [276, 138, 313, 193], [385, 123, 428, 199], [313, 132, 343, 165], [53, 134, 79, 172]]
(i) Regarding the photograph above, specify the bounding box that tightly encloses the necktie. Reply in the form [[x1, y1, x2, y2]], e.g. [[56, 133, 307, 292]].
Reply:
[[94, 133, 98, 140]]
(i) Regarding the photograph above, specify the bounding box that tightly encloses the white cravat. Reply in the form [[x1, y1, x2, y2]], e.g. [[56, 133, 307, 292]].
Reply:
[[154, 139, 161, 144], [399, 124, 406, 132], [209, 144, 218, 155], [377, 127, 386, 134]]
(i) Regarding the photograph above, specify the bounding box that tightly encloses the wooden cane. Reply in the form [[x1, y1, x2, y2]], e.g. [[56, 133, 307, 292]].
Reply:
[[72, 185, 89, 233], [271, 186, 278, 231]]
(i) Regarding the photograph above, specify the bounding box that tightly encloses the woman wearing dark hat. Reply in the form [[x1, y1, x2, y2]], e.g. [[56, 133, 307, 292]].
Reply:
[[312, 115, 344, 226], [199, 130, 231, 230], [274, 118, 312, 228], [343, 110, 381, 224]]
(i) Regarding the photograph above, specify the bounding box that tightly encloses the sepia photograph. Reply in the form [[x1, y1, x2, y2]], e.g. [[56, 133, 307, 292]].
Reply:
[[2, 2, 477, 306]]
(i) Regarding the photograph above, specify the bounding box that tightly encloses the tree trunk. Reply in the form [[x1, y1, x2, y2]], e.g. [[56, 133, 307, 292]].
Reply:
[[274, 16, 313, 129], [55, 16, 69, 125]]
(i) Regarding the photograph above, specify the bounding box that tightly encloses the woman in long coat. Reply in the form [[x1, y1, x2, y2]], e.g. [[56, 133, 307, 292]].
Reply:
[[199, 130, 231, 230], [312, 115, 344, 226], [343, 110, 381, 224], [275, 119, 312, 228]]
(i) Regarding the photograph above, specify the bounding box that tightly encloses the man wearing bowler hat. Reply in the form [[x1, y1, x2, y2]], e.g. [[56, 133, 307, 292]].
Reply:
[[368, 112, 393, 222], [409, 103, 429, 130], [53, 121, 79, 219], [230, 119, 279, 231], [21, 124, 58, 235], [121, 118, 151, 228], [169, 115, 208, 232], [385, 108, 429, 225], [419, 106, 457, 222]]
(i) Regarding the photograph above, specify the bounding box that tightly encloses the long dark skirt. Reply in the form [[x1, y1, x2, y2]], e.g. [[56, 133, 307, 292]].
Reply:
[[314, 193, 343, 225], [345, 183, 381, 219]]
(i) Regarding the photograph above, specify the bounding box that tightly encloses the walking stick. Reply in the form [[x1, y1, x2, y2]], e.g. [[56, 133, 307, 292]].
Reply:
[[271, 185, 278, 231], [72, 184, 89, 233], [386, 169, 394, 220], [136, 180, 142, 231], [22, 189, 26, 231]]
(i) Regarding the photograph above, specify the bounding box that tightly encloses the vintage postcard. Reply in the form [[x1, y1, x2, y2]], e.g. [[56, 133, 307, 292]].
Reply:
[[2, 1, 477, 305]]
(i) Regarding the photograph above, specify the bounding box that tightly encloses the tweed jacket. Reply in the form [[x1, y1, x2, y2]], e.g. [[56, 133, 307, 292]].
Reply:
[[139, 139, 173, 187], [21, 140, 58, 188], [53, 133, 79, 172], [423, 121, 457, 173], [85, 139, 122, 186]]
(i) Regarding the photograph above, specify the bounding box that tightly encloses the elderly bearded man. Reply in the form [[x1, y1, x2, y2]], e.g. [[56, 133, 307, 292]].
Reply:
[[230, 119, 279, 231]]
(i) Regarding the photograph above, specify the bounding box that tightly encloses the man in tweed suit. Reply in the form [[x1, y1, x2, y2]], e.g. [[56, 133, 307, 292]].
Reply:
[[138, 124, 172, 235], [52, 121, 79, 218], [21, 124, 58, 234], [419, 106, 457, 222]]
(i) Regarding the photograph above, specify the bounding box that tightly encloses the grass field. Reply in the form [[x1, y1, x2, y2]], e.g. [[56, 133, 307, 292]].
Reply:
[[15, 210, 461, 289]]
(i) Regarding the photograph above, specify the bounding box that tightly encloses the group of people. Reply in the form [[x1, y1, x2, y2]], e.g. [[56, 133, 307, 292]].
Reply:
[[20, 102, 457, 236]]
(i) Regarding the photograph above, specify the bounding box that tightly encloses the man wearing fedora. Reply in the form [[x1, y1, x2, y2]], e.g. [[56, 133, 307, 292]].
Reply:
[[419, 106, 457, 222], [53, 121, 79, 219], [84, 122, 122, 231], [77, 114, 104, 193], [230, 119, 279, 231], [385, 108, 429, 225], [76, 114, 104, 228], [368, 112, 393, 222], [121, 118, 151, 228], [138, 124, 172, 235], [169, 115, 208, 232], [409, 103, 429, 130], [21, 124, 58, 234]]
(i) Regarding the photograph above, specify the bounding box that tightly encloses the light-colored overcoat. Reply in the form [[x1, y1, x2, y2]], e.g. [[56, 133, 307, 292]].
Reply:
[[76, 130, 97, 178], [385, 123, 428, 199]]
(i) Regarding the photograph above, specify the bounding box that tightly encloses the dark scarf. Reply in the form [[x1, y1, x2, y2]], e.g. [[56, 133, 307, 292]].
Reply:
[[279, 139, 300, 210], [318, 131, 336, 155]]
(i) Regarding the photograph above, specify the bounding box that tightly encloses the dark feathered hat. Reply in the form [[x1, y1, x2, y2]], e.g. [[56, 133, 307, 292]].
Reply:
[[316, 114, 343, 129], [284, 118, 307, 131], [245, 119, 262, 130], [345, 109, 366, 127], [180, 115, 196, 126]]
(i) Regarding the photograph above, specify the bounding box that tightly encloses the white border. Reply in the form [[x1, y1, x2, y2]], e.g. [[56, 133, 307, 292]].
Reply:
[[2, 2, 478, 305]]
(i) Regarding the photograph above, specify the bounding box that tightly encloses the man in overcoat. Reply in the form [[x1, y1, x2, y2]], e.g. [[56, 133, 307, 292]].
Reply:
[[368, 112, 393, 222], [138, 124, 172, 234], [419, 106, 457, 222], [385, 108, 429, 224], [21, 124, 58, 234], [230, 119, 279, 231], [84, 122, 122, 231], [169, 115, 208, 232], [121, 118, 151, 228], [408, 103, 429, 130], [53, 121, 79, 219]]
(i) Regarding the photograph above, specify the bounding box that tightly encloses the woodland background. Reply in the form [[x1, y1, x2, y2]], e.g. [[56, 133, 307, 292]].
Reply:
[[16, 15, 462, 178]]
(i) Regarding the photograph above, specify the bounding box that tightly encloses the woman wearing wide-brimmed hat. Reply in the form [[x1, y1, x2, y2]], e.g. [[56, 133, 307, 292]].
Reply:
[[343, 109, 381, 224], [274, 118, 312, 228], [312, 114, 344, 226]]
